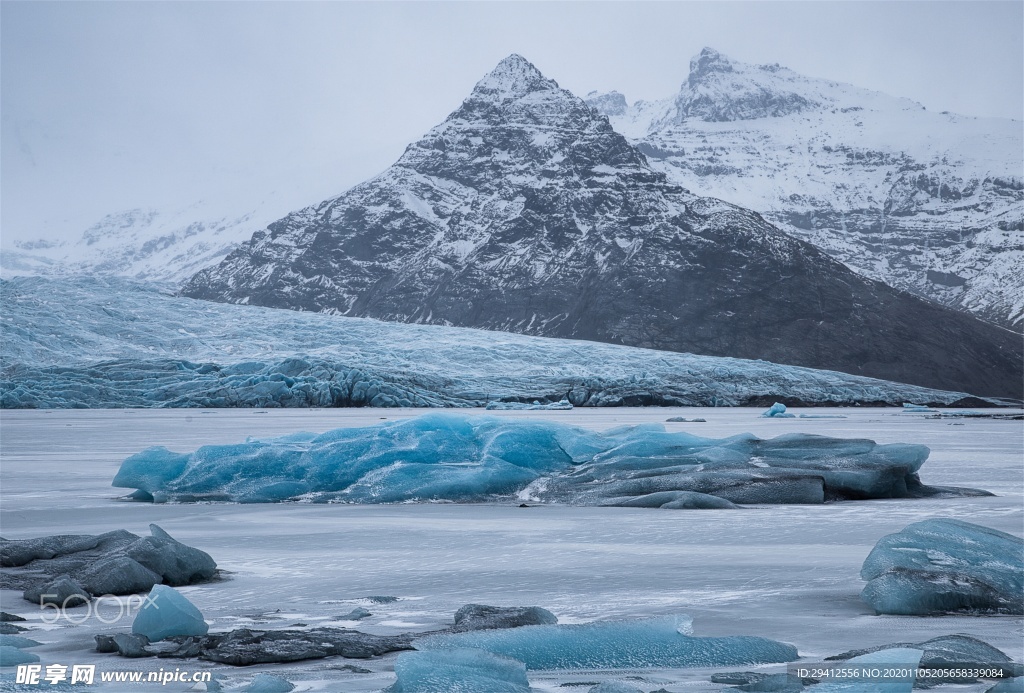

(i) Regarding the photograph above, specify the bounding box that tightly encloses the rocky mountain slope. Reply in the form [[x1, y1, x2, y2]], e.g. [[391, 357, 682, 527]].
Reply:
[[182, 55, 1022, 399], [587, 48, 1023, 328]]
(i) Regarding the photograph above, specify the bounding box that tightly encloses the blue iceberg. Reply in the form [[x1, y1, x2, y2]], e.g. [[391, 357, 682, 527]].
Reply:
[[246, 674, 295, 693], [861, 519, 1024, 615], [132, 585, 209, 641], [0, 646, 39, 667], [413, 615, 798, 669], [762, 403, 795, 418], [388, 648, 531, 692], [1, 277, 990, 409], [810, 648, 923, 692], [111, 414, 977, 506]]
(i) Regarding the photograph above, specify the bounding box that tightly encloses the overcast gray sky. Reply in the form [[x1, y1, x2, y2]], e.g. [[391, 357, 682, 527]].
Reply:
[[2, 1, 1022, 244]]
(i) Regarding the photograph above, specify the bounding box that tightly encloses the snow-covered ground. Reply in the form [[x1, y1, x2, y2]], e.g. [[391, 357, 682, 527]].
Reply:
[[1, 407, 1020, 691]]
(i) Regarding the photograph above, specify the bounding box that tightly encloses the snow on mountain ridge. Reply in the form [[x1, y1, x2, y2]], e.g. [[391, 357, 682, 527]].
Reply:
[[586, 48, 1023, 327], [182, 54, 1022, 400]]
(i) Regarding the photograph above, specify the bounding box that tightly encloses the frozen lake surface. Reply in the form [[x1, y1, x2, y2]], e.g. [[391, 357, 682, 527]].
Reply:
[[1, 407, 1021, 691]]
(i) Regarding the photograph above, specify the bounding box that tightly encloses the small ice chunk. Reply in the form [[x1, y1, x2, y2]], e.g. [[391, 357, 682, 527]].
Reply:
[[414, 615, 797, 669], [132, 585, 209, 641], [388, 647, 531, 692], [337, 607, 372, 621], [0, 635, 41, 649], [761, 403, 795, 418], [246, 674, 295, 693], [0, 645, 39, 667], [861, 519, 1024, 615]]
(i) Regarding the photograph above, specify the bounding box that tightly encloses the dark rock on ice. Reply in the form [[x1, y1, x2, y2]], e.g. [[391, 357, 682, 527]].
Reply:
[[0, 613, 25, 622], [366, 596, 399, 604], [0, 623, 26, 635], [861, 519, 1024, 615], [336, 607, 372, 621], [200, 627, 415, 665], [23, 575, 89, 607], [112, 633, 152, 658], [1, 525, 217, 603], [99, 626, 414, 665], [452, 604, 558, 632]]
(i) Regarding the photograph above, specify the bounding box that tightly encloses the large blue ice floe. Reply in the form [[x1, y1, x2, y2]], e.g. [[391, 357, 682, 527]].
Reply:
[[861, 519, 1024, 615], [111, 414, 985, 505], [413, 615, 798, 669]]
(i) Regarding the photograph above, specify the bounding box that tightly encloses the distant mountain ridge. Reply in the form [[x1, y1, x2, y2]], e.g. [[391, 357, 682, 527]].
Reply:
[[0, 202, 279, 283], [182, 55, 1022, 399], [587, 48, 1024, 328]]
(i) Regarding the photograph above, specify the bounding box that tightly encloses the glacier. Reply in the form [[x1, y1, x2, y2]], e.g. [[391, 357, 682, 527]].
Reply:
[[412, 614, 799, 669], [109, 413, 975, 505], [0, 276, 997, 409], [860, 518, 1024, 615]]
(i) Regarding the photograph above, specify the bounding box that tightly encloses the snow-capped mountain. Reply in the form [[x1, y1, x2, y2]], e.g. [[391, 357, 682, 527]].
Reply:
[[587, 48, 1024, 328], [0, 200, 283, 283], [183, 55, 1022, 399]]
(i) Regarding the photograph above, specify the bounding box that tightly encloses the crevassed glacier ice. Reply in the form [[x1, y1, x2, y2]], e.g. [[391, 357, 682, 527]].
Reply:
[[110, 414, 969, 505], [860, 519, 1024, 615], [131, 585, 209, 641], [0, 277, 992, 409], [387, 648, 532, 692], [413, 615, 798, 669]]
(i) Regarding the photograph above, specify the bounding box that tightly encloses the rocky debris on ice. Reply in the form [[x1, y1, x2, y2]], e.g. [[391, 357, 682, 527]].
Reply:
[[451, 604, 558, 632], [98, 627, 415, 665], [860, 519, 1024, 615], [1, 525, 217, 603], [112, 414, 989, 507]]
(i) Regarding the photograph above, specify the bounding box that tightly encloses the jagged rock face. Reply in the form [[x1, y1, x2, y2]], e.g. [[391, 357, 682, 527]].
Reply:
[[182, 55, 1022, 399], [589, 48, 1024, 328]]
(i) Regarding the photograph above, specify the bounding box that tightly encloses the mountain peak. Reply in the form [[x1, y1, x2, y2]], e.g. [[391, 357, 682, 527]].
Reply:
[[688, 47, 733, 85], [471, 54, 558, 102]]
